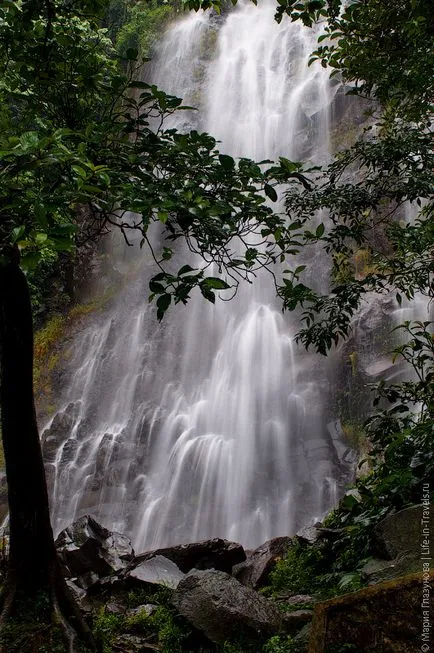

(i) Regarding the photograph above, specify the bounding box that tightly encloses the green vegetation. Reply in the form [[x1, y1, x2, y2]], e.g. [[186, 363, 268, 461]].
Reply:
[[0, 0, 432, 649], [267, 321, 433, 610], [113, 0, 178, 59]]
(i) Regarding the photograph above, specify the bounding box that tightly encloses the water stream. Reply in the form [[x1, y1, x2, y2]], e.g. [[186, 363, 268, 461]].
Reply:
[[43, 0, 354, 551]]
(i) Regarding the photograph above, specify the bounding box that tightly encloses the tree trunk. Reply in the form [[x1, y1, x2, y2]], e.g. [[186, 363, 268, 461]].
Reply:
[[0, 256, 96, 652]]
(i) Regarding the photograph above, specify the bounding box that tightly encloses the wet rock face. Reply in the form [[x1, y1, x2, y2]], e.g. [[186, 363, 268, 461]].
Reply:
[[55, 515, 134, 588], [41, 401, 80, 463], [136, 537, 246, 574], [172, 569, 281, 645], [233, 536, 293, 589]]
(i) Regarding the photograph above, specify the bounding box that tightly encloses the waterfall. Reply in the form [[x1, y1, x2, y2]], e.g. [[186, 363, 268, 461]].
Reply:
[[43, 0, 353, 551]]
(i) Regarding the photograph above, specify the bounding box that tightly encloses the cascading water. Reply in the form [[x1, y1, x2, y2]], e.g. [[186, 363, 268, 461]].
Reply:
[[43, 0, 354, 551]]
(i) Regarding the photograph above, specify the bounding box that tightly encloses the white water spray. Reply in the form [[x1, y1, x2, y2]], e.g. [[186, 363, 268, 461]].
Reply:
[[44, 0, 352, 550]]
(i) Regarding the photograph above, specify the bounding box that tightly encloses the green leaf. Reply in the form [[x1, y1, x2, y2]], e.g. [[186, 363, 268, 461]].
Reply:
[[20, 251, 41, 270], [316, 223, 325, 238], [34, 204, 48, 227], [49, 237, 74, 252], [264, 183, 278, 202], [35, 232, 48, 245], [178, 265, 195, 276], [202, 277, 230, 290], [72, 165, 87, 179], [149, 280, 165, 294], [294, 265, 306, 275], [218, 154, 235, 170], [11, 225, 26, 243], [156, 293, 171, 321], [200, 286, 216, 303], [19, 131, 39, 150]]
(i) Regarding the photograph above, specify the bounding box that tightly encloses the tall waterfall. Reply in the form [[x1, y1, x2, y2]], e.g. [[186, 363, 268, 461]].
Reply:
[[43, 0, 353, 551]]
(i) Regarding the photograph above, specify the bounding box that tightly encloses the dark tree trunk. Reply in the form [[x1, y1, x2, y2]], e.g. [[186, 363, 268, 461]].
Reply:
[[0, 256, 96, 651]]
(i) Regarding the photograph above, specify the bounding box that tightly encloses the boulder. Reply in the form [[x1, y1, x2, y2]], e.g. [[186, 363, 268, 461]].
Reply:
[[55, 515, 134, 587], [296, 524, 344, 547], [89, 554, 185, 595], [233, 536, 292, 589], [278, 594, 316, 607], [282, 609, 313, 635], [127, 555, 185, 590], [135, 537, 245, 574], [309, 571, 434, 652], [361, 555, 420, 585], [172, 569, 281, 645], [372, 504, 432, 560]]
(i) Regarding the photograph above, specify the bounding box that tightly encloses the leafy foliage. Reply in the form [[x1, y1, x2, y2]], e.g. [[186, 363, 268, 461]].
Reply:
[[0, 0, 311, 322], [113, 0, 178, 60]]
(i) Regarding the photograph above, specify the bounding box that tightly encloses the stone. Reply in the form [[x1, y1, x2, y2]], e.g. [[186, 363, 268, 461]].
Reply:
[[113, 634, 157, 652], [282, 609, 313, 635], [172, 569, 281, 645], [361, 555, 420, 585], [373, 504, 433, 560], [135, 537, 245, 574], [233, 536, 293, 589], [126, 604, 157, 619], [41, 402, 80, 462], [292, 622, 311, 652], [309, 571, 434, 652], [105, 601, 127, 615], [296, 524, 322, 545], [296, 524, 343, 547], [89, 555, 185, 595], [278, 594, 316, 607], [66, 579, 93, 613], [128, 555, 185, 590], [66, 579, 86, 602], [55, 515, 134, 587]]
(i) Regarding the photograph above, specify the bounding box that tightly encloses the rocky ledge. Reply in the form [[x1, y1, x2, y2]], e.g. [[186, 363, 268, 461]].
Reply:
[[53, 507, 432, 652]]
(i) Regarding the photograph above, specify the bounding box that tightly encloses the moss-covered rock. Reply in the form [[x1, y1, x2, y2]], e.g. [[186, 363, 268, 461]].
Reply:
[[308, 571, 434, 652]]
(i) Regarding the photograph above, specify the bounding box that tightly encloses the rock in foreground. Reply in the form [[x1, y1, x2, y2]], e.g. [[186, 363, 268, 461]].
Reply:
[[172, 569, 281, 645], [309, 571, 434, 652]]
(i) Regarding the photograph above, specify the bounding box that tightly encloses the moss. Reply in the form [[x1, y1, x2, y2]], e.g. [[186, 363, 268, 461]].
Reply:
[[352, 248, 377, 279], [0, 589, 93, 653], [33, 286, 117, 412], [93, 608, 126, 653], [263, 635, 305, 653], [309, 572, 434, 653], [331, 252, 353, 284], [92, 585, 195, 653], [331, 247, 378, 286], [341, 421, 364, 451]]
